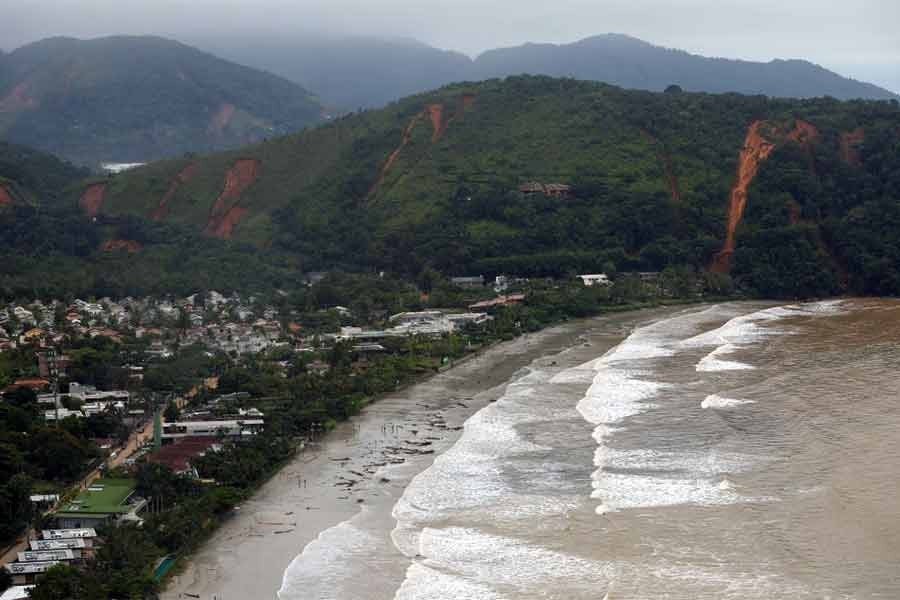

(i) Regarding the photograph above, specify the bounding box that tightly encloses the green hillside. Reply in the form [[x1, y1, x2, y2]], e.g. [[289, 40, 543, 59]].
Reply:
[[0, 36, 324, 166], [0, 141, 88, 205], [5, 76, 900, 299]]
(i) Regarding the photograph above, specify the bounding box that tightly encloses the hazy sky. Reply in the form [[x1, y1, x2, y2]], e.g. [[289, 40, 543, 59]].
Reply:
[[5, 0, 900, 92]]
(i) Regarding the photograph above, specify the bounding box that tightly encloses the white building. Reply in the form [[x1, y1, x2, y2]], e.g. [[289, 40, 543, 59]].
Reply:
[[161, 419, 264, 441], [577, 274, 612, 287], [69, 382, 130, 403]]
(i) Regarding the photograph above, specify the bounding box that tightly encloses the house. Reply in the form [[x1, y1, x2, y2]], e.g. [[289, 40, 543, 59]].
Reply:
[[17, 550, 76, 563], [69, 382, 130, 403], [13, 306, 36, 325], [446, 313, 493, 329], [518, 182, 571, 198], [147, 436, 221, 475], [450, 276, 485, 289], [38, 353, 70, 378], [19, 328, 45, 345], [518, 181, 545, 194], [543, 183, 572, 198], [577, 274, 612, 287], [4, 561, 58, 586], [7, 378, 50, 392], [53, 479, 145, 529], [30, 538, 89, 552], [44, 408, 84, 421]]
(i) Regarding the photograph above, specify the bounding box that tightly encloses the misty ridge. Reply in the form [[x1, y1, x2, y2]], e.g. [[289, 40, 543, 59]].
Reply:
[[1, 30, 897, 165], [191, 31, 899, 110]]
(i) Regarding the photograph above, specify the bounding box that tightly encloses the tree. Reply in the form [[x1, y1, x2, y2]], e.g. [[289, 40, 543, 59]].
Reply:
[[163, 401, 181, 423], [29, 428, 92, 481], [25, 565, 91, 600], [0, 474, 32, 542]]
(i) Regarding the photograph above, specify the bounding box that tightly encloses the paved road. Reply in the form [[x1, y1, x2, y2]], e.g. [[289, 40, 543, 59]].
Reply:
[[0, 417, 156, 568]]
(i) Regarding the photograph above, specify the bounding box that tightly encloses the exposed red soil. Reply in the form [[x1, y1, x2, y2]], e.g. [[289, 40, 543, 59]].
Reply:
[[710, 121, 777, 272], [367, 112, 425, 198], [427, 104, 445, 142], [206, 206, 248, 239], [209, 103, 236, 134], [368, 94, 475, 200], [79, 183, 107, 217], [100, 239, 142, 253], [711, 119, 823, 272], [151, 162, 197, 221], [839, 127, 865, 166], [0, 81, 38, 112], [787, 119, 819, 145], [203, 159, 260, 238], [0, 186, 13, 206]]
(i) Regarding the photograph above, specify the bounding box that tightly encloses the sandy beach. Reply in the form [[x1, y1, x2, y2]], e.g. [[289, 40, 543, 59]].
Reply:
[[161, 308, 677, 600]]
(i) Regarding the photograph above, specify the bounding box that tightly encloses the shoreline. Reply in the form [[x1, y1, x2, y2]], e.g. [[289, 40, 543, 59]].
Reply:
[[160, 303, 701, 600], [161, 317, 596, 600]]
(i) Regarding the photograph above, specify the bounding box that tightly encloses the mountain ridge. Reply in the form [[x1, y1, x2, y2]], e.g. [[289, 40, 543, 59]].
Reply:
[[0, 35, 325, 166], [193, 32, 899, 110]]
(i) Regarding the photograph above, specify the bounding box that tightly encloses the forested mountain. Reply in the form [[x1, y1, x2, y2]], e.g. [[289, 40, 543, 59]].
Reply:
[[194, 33, 898, 110], [197, 34, 472, 111], [5, 76, 897, 300], [0, 36, 324, 166]]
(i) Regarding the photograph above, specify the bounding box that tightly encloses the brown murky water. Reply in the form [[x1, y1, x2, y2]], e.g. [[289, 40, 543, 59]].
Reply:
[[281, 300, 900, 599]]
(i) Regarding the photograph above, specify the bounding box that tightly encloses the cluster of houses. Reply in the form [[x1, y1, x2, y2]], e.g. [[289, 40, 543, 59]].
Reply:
[[4, 527, 98, 590], [0, 291, 285, 354], [4, 482, 140, 587]]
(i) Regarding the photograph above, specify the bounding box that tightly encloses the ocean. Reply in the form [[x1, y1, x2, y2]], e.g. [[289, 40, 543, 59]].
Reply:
[[278, 299, 900, 599]]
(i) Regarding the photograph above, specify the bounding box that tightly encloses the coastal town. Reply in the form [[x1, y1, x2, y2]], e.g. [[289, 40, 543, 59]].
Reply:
[[0, 268, 706, 597]]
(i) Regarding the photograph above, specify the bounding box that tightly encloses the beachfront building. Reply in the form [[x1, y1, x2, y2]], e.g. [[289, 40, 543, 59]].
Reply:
[[53, 479, 145, 529], [161, 418, 265, 442], [4, 529, 98, 585]]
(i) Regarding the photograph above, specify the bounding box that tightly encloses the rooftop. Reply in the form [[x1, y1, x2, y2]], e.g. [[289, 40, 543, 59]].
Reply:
[[55, 478, 136, 517]]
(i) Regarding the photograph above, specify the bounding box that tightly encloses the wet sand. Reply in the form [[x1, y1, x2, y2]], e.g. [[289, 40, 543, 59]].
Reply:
[[161, 318, 617, 600]]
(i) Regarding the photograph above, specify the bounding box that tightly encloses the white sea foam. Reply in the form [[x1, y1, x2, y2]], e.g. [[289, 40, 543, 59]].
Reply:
[[697, 343, 755, 372], [277, 516, 383, 600], [577, 366, 665, 427], [392, 366, 580, 561], [575, 306, 784, 514], [393, 562, 509, 600], [592, 472, 742, 510], [701, 395, 756, 409], [394, 527, 614, 599]]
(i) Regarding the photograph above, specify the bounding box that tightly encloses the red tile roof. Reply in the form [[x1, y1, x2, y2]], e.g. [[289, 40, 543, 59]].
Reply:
[[146, 436, 219, 473]]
